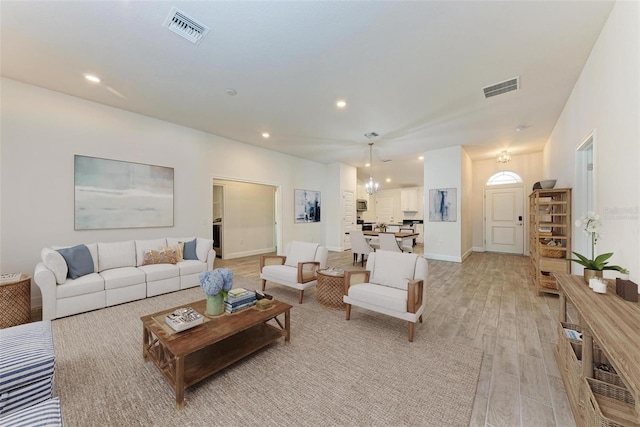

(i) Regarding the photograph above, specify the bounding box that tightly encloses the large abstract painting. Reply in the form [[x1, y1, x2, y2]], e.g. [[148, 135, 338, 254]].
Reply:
[[74, 155, 174, 230], [294, 189, 321, 223], [429, 188, 457, 222]]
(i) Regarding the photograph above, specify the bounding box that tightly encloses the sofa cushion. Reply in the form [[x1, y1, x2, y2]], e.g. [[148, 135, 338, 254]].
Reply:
[[262, 264, 299, 283], [284, 241, 319, 268], [99, 267, 145, 290], [0, 397, 62, 426], [53, 243, 98, 273], [142, 248, 177, 265], [56, 244, 94, 279], [370, 251, 418, 290], [347, 283, 407, 312], [138, 263, 179, 281], [98, 241, 135, 271], [41, 249, 67, 285], [196, 238, 213, 262], [183, 239, 198, 260], [135, 239, 167, 267], [56, 273, 104, 299], [164, 242, 184, 261], [176, 259, 207, 276]]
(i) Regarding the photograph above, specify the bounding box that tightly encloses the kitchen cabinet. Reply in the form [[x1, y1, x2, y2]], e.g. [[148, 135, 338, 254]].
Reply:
[[356, 185, 369, 203], [401, 189, 418, 212]]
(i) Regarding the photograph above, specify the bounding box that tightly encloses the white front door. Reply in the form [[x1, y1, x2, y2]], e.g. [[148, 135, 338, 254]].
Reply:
[[343, 190, 355, 250], [485, 186, 524, 254]]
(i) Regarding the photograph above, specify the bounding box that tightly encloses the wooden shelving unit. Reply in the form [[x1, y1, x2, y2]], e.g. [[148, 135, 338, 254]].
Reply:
[[555, 273, 640, 427], [529, 188, 571, 295]]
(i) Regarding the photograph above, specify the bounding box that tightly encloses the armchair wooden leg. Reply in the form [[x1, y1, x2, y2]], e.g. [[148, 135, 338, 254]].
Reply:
[[261, 279, 266, 291], [419, 315, 423, 323], [345, 304, 351, 320], [408, 322, 415, 342], [298, 290, 304, 304]]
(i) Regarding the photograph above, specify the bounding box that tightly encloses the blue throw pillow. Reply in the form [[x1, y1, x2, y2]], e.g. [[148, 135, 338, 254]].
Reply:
[[56, 244, 94, 279], [182, 239, 198, 260]]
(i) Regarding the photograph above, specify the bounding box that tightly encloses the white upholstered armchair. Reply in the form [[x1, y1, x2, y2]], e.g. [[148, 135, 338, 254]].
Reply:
[[260, 241, 328, 303], [343, 250, 428, 342]]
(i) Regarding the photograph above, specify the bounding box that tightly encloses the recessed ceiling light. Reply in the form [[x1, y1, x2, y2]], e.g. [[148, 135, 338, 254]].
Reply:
[[418, 156, 424, 160], [83, 74, 101, 83], [262, 132, 270, 138], [336, 100, 347, 108], [225, 88, 237, 96], [515, 125, 525, 132], [386, 178, 391, 183], [365, 163, 370, 167]]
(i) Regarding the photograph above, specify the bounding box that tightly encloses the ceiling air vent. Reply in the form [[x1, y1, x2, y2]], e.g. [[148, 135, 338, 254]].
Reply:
[[164, 7, 210, 45], [364, 132, 379, 139], [483, 77, 519, 98]]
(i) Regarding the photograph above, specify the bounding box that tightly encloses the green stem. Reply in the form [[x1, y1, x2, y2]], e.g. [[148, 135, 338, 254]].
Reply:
[[591, 227, 595, 261]]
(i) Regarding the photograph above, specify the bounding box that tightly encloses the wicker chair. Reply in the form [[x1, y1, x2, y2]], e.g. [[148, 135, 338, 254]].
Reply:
[[343, 250, 428, 342], [260, 241, 328, 303]]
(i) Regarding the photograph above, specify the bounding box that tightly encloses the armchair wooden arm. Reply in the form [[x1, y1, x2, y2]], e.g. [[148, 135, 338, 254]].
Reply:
[[344, 271, 371, 295], [297, 261, 320, 283], [260, 255, 286, 270], [407, 279, 423, 314]]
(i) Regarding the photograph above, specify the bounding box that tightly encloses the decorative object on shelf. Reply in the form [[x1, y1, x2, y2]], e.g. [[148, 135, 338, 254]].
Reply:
[[496, 150, 511, 163], [199, 268, 234, 316], [591, 278, 607, 294], [532, 179, 557, 190], [364, 142, 379, 195], [615, 278, 638, 302], [567, 211, 625, 283]]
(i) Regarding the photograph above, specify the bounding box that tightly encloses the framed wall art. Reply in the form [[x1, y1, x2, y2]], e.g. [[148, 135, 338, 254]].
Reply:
[[74, 155, 174, 230], [429, 188, 457, 222], [294, 189, 321, 223]]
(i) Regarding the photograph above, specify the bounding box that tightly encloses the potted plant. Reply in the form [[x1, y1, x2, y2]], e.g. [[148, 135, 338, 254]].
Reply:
[[567, 211, 625, 283]]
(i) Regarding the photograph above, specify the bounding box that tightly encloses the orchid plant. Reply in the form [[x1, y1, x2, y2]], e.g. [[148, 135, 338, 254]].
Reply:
[[567, 211, 624, 272]]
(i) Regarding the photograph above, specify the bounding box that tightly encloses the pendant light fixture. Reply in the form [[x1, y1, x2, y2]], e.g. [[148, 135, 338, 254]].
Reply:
[[365, 142, 379, 195], [496, 150, 512, 164]]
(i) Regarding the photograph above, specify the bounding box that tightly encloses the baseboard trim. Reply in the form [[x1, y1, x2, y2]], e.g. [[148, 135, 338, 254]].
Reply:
[[462, 248, 473, 261], [223, 247, 276, 260], [472, 246, 485, 252], [423, 253, 462, 263]]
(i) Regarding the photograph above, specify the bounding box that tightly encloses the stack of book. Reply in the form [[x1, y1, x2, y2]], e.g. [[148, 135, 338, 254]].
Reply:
[[225, 288, 256, 313], [165, 307, 203, 332]]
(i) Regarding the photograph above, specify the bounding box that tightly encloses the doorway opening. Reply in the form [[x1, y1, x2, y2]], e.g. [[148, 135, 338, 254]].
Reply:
[[211, 178, 280, 260], [484, 171, 525, 255], [574, 131, 596, 268]]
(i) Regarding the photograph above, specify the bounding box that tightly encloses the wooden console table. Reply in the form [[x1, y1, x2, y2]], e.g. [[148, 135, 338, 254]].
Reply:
[[555, 273, 639, 426]]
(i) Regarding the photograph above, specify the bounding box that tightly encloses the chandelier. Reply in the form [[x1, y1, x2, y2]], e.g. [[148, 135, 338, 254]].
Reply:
[[496, 150, 512, 164], [364, 142, 379, 195]]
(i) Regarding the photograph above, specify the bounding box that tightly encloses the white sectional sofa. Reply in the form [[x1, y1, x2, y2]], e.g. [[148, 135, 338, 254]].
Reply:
[[34, 237, 215, 320]]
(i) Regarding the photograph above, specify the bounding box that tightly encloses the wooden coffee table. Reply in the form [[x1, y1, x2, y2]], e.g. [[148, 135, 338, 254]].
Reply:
[[140, 298, 291, 409]]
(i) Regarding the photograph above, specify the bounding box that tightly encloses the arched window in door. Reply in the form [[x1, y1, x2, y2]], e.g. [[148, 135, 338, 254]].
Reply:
[[486, 170, 522, 186]]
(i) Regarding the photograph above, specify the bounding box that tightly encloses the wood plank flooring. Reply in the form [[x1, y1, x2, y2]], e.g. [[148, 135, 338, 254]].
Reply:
[[216, 247, 576, 427]]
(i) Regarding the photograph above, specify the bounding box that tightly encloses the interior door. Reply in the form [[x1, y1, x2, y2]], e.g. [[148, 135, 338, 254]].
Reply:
[[343, 190, 355, 250], [485, 186, 524, 254]]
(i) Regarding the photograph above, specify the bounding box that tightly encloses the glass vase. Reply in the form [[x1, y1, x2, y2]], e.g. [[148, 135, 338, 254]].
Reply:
[[206, 293, 224, 316]]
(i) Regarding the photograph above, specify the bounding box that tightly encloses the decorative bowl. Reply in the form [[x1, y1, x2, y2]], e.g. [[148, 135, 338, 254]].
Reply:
[[539, 179, 557, 189]]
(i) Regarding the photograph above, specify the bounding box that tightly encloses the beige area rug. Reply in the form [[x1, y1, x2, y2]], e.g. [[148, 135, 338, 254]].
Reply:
[[52, 278, 483, 427]]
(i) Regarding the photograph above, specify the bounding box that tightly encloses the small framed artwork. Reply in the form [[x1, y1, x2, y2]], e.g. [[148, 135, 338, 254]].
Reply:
[[294, 189, 321, 223], [429, 188, 457, 222]]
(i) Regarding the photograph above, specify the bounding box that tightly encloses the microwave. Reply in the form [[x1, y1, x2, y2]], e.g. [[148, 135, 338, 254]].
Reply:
[[356, 199, 368, 211]]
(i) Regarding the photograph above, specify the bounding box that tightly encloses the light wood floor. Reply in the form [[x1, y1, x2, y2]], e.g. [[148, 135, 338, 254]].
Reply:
[[216, 247, 577, 427]]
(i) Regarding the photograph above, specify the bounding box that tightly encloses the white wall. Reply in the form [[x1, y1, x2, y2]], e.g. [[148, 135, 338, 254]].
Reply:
[[424, 146, 463, 261], [461, 149, 473, 260], [1, 78, 329, 306], [471, 152, 543, 252], [543, 1, 639, 280]]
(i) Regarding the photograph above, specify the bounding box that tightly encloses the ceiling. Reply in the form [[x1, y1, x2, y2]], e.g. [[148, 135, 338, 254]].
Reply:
[[0, 1, 614, 189]]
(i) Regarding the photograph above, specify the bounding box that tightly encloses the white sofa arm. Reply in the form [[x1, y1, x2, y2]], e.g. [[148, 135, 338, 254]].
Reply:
[[34, 262, 57, 321], [206, 248, 217, 271]]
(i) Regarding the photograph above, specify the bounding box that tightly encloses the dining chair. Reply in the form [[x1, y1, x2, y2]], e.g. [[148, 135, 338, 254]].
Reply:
[[378, 232, 402, 252], [349, 230, 373, 267]]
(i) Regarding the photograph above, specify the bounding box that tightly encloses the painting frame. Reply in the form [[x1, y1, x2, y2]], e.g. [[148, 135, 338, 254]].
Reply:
[[294, 189, 321, 223], [429, 188, 457, 222], [74, 155, 174, 230]]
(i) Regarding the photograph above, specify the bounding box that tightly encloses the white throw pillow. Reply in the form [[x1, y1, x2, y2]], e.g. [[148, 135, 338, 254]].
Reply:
[[97, 241, 136, 271], [41, 248, 68, 285], [135, 239, 167, 266], [284, 242, 319, 268], [370, 250, 418, 290], [196, 238, 213, 263]]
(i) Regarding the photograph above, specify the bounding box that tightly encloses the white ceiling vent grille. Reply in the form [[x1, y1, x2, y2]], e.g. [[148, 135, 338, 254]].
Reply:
[[164, 7, 210, 45], [483, 77, 519, 98]]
